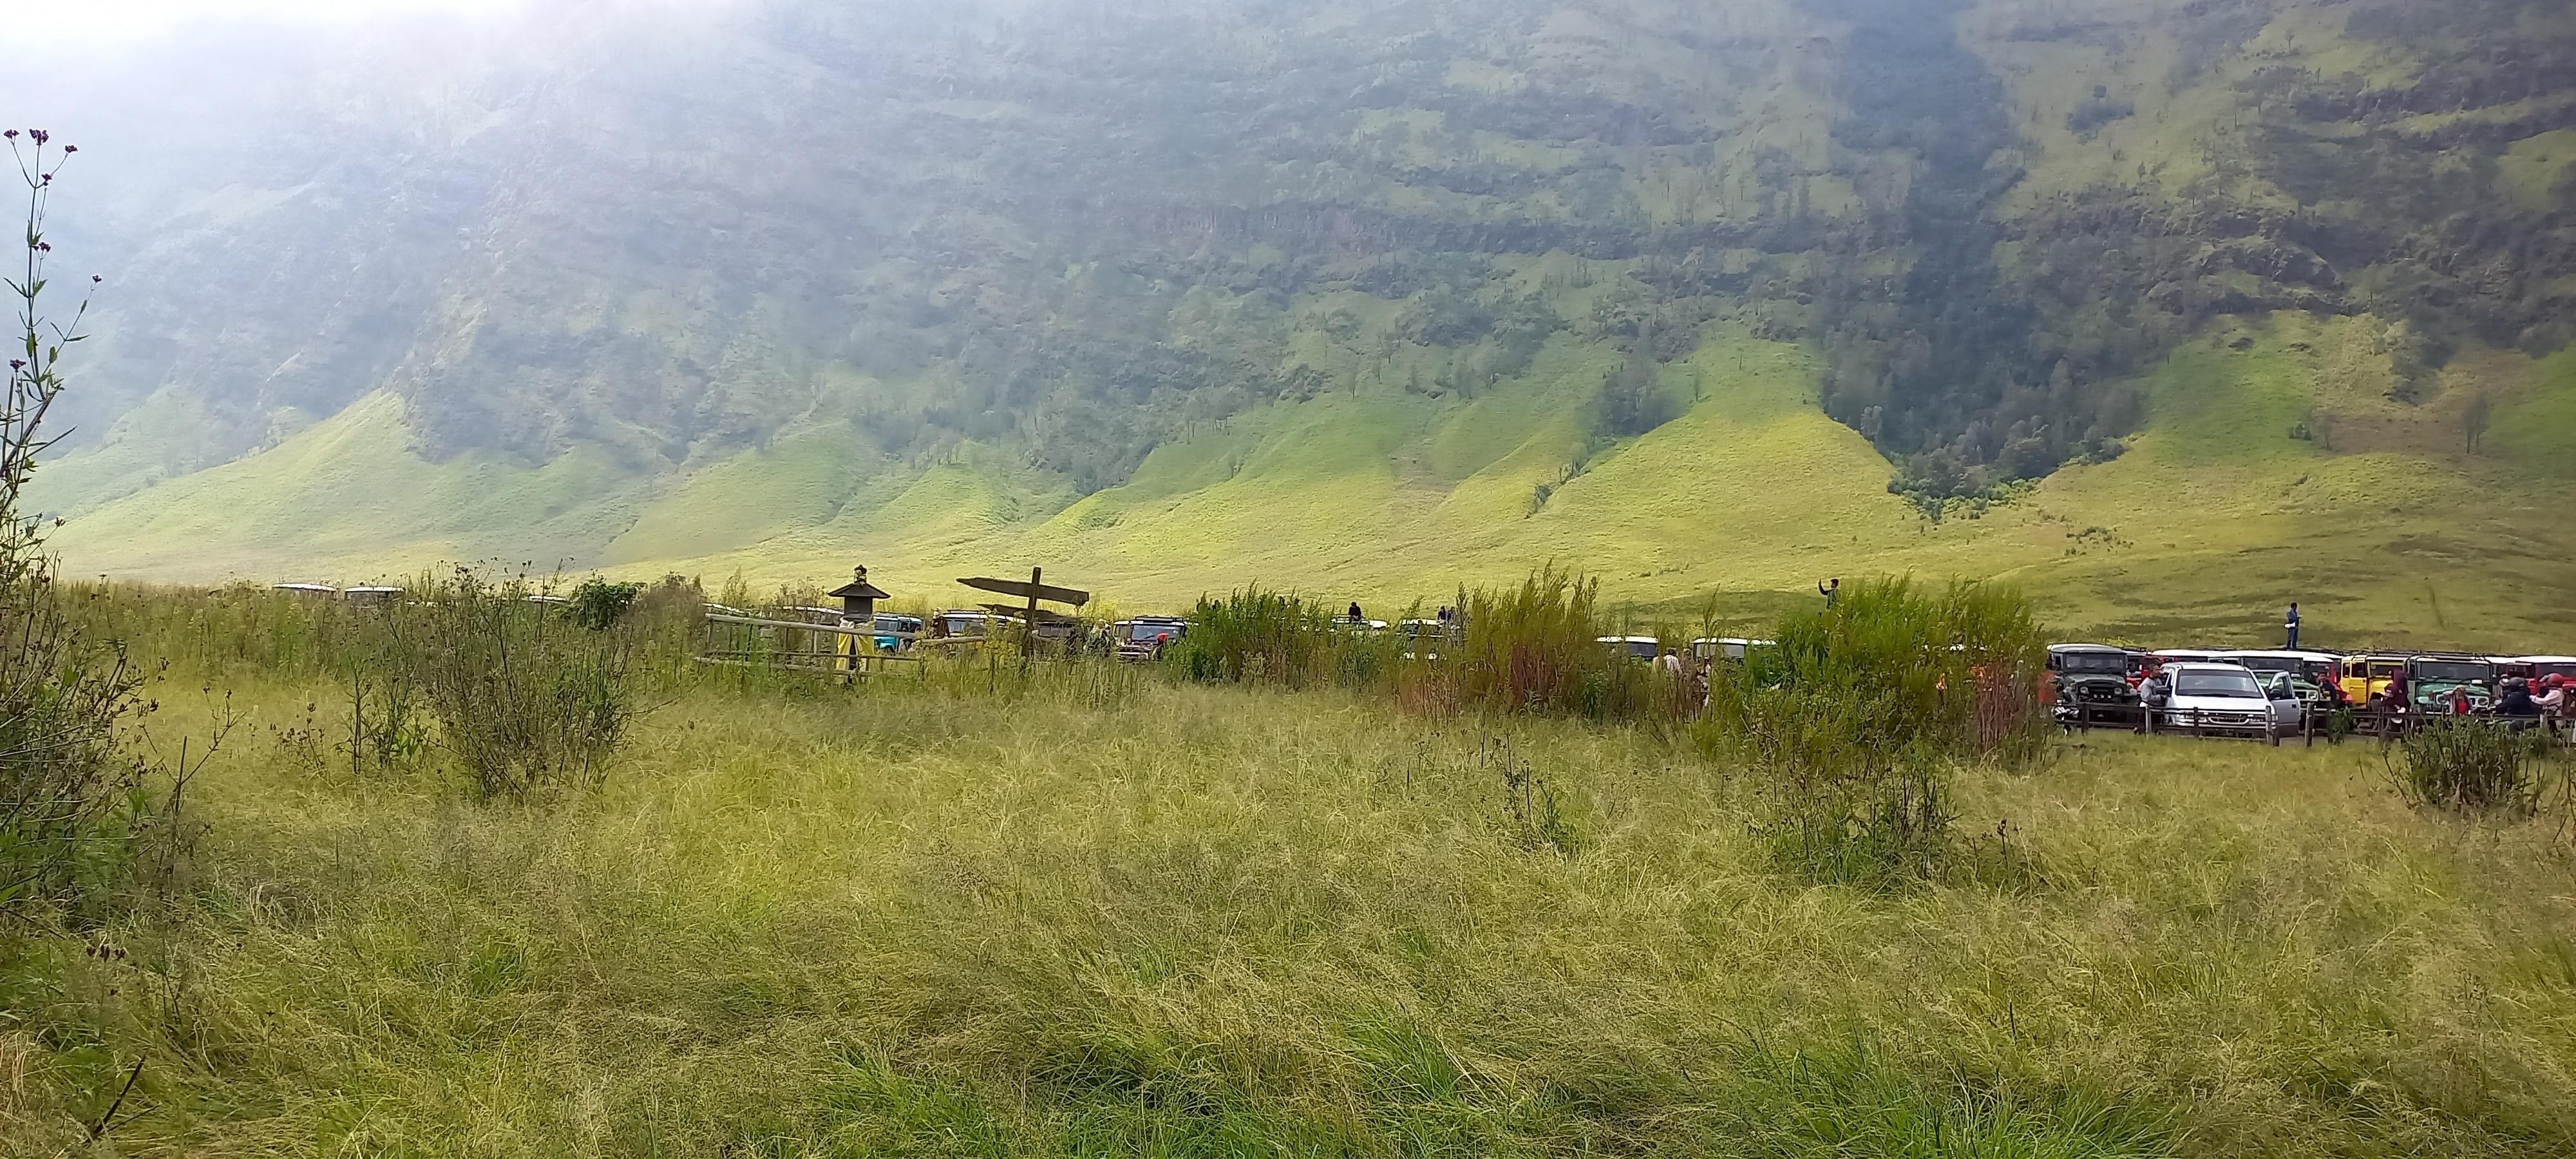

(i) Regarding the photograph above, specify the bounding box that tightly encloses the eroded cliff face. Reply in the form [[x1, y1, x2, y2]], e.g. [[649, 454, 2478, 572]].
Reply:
[[24, 0, 2575, 525]]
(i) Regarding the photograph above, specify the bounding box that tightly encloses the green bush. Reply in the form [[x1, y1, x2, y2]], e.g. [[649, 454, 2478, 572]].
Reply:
[[565, 577, 645, 631], [2391, 719, 2543, 815], [410, 568, 639, 800], [0, 571, 170, 924], [340, 603, 428, 777], [1168, 587, 1368, 690], [1699, 578, 2047, 884]]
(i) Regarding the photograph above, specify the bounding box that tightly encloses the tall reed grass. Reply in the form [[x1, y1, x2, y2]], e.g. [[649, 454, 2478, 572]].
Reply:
[[1164, 587, 1397, 690], [1171, 569, 1693, 725], [10, 684, 2575, 1155], [1428, 565, 1669, 719], [1701, 578, 2049, 883]]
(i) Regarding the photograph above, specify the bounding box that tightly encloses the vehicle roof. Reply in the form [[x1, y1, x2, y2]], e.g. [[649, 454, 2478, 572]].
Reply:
[[272, 583, 338, 593], [2217, 650, 2339, 661], [2163, 661, 2258, 672], [2049, 643, 2128, 653], [2149, 648, 2226, 658], [344, 586, 405, 595], [1598, 636, 1660, 645], [2504, 655, 2576, 664]]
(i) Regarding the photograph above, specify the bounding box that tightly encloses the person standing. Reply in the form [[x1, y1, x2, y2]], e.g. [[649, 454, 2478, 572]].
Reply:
[[1819, 578, 1841, 608], [2284, 603, 2302, 650], [1347, 601, 1365, 624], [2537, 675, 2570, 715], [2499, 679, 2542, 730]]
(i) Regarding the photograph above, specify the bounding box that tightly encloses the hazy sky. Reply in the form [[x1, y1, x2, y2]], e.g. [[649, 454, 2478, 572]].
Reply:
[[22, 0, 527, 42]]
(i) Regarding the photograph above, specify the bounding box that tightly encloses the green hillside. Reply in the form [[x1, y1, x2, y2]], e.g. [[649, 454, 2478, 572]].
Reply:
[[55, 315, 2576, 650], [24, 0, 2576, 645]]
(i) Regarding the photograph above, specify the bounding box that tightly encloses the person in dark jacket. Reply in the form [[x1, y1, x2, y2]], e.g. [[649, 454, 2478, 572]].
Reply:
[[2500, 678, 2543, 725]]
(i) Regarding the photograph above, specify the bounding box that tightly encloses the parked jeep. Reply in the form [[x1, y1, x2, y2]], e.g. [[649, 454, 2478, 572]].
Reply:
[[2405, 654, 2497, 713], [2048, 644, 2139, 720], [1113, 617, 1189, 663]]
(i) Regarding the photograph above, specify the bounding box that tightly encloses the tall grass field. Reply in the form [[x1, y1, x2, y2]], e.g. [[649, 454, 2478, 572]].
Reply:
[[3, 581, 2575, 1157]]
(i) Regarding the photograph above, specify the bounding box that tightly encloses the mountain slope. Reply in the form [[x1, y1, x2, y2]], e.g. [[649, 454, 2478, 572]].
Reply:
[[57, 316, 2576, 649]]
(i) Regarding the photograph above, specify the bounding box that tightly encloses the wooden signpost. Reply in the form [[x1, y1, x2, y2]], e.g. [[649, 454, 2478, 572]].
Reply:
[[957, 567, 1091, 673]]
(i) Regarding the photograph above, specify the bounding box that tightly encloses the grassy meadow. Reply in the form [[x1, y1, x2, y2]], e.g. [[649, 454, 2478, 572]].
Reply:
[[7, 622, 2576, 1156]]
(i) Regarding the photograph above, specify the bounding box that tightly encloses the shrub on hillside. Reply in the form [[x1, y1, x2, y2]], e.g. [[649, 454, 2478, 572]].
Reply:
[[1699, 578, 2047, 883], [411, 568, 638, 800]]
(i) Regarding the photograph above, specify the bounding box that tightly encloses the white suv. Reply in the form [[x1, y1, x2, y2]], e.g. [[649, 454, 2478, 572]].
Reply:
[[2154, 663, 2300, 737]]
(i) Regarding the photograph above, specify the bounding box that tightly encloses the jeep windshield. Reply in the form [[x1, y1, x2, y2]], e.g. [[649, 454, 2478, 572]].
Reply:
[[2056, 652, 2126, 675], [2174, 671, 2264, 699], [2412, 660, 2492, 684], [1126, 623, 1182, 643]]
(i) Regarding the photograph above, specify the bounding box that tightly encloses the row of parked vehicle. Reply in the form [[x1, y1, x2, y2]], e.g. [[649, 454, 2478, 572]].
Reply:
[[2047, 643, 2576, 736], [748, 605, 1200, 663]]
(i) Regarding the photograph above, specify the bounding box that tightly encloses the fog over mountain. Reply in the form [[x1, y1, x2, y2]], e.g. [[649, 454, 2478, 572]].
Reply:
[[18, 0, 2576, 612]]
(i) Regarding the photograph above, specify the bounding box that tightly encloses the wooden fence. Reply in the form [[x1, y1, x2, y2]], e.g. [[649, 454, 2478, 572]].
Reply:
[[697, 612, 987, 683], [2060, 701, 2575, 747]]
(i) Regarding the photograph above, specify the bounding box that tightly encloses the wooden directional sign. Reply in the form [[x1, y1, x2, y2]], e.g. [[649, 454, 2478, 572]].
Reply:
[[957, 575, 1091, 607]]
